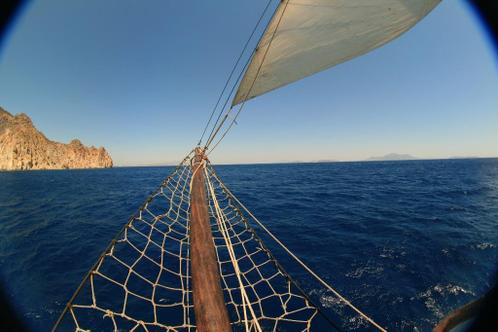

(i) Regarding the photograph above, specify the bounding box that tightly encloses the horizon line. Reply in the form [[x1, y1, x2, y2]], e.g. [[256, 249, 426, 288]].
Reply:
[[115, 155, 498, 168]]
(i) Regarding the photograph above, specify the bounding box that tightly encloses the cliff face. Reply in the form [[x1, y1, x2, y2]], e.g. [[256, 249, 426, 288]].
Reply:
[[0, 107, 113, 171]]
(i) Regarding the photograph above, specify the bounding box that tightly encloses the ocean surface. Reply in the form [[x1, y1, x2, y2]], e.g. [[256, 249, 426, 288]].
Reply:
[[1, 158, 497, 331]]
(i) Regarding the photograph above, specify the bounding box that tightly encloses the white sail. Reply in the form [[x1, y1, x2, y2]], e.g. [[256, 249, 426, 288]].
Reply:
[[232, 0, 441, 106]]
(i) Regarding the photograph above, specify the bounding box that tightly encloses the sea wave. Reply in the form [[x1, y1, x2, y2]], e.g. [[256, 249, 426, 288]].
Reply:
[[412, 283, 475, 318], [474, 242, 496, 250]]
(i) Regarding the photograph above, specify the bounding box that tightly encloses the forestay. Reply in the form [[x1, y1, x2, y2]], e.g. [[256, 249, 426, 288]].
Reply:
[[232, 0, 441, 106]]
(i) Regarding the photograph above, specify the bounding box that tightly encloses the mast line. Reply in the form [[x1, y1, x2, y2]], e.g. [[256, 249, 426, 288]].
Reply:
[[203, 0, 282, 150], [213, 171, 388, 332], [205, 0, 290, 154], [198, 0, 275, 147]]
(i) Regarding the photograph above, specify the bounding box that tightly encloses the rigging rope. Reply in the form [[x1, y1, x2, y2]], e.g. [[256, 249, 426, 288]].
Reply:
[[198, 0, 275, 147], [212, 171, 388, 332], [205, 164, 263, 332], [205, 0, 290, 155]]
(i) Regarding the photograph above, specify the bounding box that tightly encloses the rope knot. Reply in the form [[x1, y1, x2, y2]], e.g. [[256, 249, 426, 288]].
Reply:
[[103, 309, 114, 318]]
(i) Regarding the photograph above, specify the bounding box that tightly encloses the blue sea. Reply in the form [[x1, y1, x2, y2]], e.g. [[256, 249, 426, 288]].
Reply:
[[1, 158, 497, 331]]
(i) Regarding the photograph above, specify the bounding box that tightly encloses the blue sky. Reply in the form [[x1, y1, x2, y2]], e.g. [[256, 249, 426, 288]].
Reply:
[[0, 0, 497, 165]]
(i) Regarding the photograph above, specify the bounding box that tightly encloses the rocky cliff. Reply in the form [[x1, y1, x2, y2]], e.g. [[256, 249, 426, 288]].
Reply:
[[0, 107, 113, 170]]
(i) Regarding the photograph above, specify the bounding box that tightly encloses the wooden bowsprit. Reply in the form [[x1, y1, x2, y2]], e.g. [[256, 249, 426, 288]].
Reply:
[[189, 147, 232, 332]]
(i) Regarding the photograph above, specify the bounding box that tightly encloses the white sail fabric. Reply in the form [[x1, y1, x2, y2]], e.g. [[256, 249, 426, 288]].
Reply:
[[232, 0, 440, 106]]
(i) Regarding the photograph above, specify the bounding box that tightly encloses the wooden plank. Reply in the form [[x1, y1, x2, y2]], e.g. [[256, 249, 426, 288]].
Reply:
[[190, 148, 232, 332], [433, 297, 482, 332]]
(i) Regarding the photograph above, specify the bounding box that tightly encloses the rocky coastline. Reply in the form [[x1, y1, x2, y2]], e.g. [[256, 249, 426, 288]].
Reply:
[[0, 107, 113, 171]]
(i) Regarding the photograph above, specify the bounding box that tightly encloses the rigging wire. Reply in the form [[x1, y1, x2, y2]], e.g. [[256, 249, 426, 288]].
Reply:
[[203, 0, 278, 150], [197, 0, 275, 147], [213, 170, 388, 332], [205, 0, 290, 155], [203, 51, 253, 149], [205, 160, 343, 332], [204, 165, 263, 332]]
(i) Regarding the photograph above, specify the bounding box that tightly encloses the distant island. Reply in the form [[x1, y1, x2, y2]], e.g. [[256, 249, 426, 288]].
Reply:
[[448, 155, 480, 159], [0, 107, 113, 171], [314, 159, 338, 163], [366, 153, 418, 161]]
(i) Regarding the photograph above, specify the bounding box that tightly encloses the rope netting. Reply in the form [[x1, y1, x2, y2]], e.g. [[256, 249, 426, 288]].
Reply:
[[202, 162, 320, 331], [53, 153, 195, 331], [54, 153, 342, 332]]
